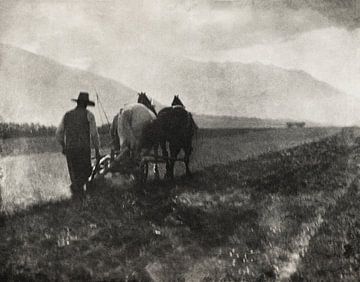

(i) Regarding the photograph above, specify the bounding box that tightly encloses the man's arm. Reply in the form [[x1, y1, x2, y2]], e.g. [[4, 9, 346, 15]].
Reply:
[[55, 115, 66, 150], [87, 111, 100, 158]]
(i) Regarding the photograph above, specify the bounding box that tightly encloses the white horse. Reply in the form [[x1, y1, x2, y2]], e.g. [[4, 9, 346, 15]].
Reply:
[[116, 103, 156, 161]]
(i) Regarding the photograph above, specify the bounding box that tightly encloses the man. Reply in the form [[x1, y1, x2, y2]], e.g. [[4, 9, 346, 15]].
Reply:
[[56, 92, 100, 198]]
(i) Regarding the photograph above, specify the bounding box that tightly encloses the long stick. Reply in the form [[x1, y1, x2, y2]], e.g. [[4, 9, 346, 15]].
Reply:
[[94, 86, 112, 135]]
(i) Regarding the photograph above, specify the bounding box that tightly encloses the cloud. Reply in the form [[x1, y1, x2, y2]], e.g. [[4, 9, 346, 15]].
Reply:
[[198, 27, 360, 97], [0, 0, 331, 57], [1, 0, 359, 99]]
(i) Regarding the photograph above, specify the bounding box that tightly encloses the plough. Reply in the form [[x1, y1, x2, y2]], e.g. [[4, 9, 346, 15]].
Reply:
[[88, 150, 186, 184]]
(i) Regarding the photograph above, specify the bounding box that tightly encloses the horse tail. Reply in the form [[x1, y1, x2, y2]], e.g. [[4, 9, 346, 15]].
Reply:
[[110, 114, 117, 138], [118, 109, 137, 152], [110, 113, 120, 150]]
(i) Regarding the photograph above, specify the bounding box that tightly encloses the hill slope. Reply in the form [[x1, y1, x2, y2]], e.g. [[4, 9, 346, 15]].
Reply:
[[0, 44, 138, 125], [0, 44, 298, 128], [1, 44, 358, 126], [122, 58, 360, 126]]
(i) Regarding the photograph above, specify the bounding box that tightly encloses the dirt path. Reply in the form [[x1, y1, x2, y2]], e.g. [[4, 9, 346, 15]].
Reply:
[[275, 130, 360, 281], [290, 144, 360, 281]]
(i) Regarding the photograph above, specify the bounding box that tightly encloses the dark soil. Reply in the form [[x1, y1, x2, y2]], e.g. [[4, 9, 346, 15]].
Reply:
[[291, 147, 360, 281], [0, 128, 358, 281]]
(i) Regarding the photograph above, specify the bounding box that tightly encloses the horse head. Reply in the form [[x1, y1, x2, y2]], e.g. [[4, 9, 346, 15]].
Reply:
[[171, 95, 185, 108], [138, 92, 157, 116]]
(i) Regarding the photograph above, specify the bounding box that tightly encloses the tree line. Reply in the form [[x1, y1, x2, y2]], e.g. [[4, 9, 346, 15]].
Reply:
[[0, 122, 112, 139], [0, 122, 57, 139]]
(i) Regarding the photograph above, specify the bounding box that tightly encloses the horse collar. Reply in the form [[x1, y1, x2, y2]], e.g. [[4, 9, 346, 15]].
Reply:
[[172, 105, 185, 109]]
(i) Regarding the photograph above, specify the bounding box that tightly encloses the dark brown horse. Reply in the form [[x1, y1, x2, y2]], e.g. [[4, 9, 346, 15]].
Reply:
[[142, 95, 197, 178]]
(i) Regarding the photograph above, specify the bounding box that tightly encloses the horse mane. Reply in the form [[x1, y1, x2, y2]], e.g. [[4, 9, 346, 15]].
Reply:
[[171, 95, 185, 108], [138, 92, 157, 116]]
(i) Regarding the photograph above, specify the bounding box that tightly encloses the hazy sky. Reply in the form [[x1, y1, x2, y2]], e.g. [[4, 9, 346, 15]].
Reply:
[[1, 0, 360, 97]]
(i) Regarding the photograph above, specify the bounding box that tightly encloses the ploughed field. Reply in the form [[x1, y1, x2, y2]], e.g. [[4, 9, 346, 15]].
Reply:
[[2, 127, 360, 281], [0, 127, 339, 213]]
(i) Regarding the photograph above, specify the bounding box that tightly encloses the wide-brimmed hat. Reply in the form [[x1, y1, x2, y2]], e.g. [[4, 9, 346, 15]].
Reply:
[[71, 92, 95, 106]]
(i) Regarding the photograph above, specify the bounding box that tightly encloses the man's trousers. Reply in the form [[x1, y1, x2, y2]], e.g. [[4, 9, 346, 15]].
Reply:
[[65, 148, 92, 196]]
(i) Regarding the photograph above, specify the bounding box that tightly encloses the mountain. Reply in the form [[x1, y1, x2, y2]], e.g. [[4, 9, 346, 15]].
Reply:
[[1, 43, 358, 127], [0, 43, 137, 125], [119, 57, 360, 126], [0, 44, 291, 128]]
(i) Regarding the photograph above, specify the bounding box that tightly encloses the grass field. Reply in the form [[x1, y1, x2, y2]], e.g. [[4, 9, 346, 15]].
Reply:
[[0, 153, 70, 214], [2, 127, 359, 281]]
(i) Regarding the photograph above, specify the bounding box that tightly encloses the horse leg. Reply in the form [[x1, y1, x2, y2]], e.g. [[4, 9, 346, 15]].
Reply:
[[154, 164, 160, 180], [160, 140, 168, 158], [184, 145, 193, 178], [160, 140, 170, 175], [166, 143, 180, 179], [153, 143, 160, 180]]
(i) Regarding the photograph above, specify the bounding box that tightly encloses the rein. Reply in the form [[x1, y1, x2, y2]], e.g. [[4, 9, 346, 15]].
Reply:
[[94, 86, 112, 137]]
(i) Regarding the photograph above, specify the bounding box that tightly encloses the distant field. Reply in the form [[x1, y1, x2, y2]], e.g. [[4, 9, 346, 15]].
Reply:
[[0, 127, 340, 157], [190, 127, 340, 169], [0, 127, 340, 214]]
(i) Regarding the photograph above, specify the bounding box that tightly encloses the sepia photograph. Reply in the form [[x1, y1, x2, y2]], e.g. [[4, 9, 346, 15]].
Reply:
[[1, 0, 360, 281]]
